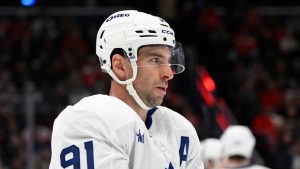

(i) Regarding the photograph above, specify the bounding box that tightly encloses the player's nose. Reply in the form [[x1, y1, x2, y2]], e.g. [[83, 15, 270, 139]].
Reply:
[[160, 64, 174, 80]]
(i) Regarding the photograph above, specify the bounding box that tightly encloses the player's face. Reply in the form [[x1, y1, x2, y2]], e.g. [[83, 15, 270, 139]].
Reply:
[[133, 45, 174, 107]]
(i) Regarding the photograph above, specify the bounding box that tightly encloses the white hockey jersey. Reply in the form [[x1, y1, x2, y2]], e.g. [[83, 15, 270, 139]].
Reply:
[[49, 94, 204, 169]]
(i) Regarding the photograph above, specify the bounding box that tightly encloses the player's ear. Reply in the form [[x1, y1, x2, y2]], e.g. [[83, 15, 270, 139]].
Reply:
[[111, 54, 132, 80]]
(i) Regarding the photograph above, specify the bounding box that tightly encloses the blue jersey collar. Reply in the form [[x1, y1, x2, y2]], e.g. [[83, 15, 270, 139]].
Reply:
[[145, 107, 158, 129]]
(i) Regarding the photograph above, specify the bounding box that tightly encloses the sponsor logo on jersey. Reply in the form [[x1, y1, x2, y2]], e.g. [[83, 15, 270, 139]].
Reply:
[[106, 13, 130, 22], [136, 129, 144, 144]]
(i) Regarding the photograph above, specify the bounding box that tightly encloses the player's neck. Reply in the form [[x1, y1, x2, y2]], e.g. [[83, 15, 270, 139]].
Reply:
[[109, 81, 148, 122]]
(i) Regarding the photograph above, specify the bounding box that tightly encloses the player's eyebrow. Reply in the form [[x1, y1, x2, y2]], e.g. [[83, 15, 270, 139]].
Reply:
[[138, 45, 171, 61], [147, 52, 163, 57], [146, 51, 171, 60]]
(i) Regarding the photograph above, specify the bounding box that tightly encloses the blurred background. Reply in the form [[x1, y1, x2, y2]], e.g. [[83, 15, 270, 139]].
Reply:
[[0, 0, 299, 169]]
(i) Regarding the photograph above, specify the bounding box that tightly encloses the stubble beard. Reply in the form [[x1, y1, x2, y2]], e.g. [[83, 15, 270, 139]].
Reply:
[[147, 93, 163, 107], [137, 87, 164, 108]]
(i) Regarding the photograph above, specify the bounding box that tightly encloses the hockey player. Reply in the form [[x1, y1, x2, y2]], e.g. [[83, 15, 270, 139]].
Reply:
[[200, 138, 224, 169], [220, 125, 270, 169], [49, 10, 203, 169]]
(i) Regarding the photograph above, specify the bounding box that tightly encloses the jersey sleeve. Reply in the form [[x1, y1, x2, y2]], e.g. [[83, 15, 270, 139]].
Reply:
[[185, 127, 204, 169], [49, 108, 133, 169]]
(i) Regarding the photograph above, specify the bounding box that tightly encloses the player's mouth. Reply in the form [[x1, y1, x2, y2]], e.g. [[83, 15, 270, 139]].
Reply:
[[155, 86, 167, 97]]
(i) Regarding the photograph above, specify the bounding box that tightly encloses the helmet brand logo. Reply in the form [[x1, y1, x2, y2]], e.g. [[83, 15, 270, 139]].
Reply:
[[162, 29, 173, 35], [106, 13, 130, 22]]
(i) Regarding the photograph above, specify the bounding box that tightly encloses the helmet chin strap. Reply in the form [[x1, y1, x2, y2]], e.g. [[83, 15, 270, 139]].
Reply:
[[126, 61, 151, 110], [107, 59, 151, 110], [126, 83, 151, 110]]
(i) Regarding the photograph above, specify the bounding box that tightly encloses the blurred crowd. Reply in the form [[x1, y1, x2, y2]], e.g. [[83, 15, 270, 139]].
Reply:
[[194, 3, 300, 169], [0, 1, 299, 169]]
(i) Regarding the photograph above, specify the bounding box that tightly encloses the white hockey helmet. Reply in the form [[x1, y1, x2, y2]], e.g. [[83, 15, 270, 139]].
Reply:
[[220, 125, 256, 159], [96, 10, 185, 110], [201, 138, 223, 163]]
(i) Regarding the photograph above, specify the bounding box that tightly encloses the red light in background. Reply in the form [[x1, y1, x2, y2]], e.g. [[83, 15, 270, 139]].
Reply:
[[196, 80, 216, 107], [203, 76, 216, 92], [196, 66, 217, 107]]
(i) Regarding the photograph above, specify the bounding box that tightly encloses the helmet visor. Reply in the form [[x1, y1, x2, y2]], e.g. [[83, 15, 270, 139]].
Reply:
[[134, 42, 185, 74], [169, 42, 185, 74]]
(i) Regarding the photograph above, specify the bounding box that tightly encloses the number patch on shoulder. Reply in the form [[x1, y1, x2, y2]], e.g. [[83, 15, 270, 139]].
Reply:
[[60, 141, 94, 169]]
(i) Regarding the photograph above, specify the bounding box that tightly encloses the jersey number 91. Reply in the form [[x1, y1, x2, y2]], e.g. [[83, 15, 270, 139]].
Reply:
[[60, 141, 94, 169]]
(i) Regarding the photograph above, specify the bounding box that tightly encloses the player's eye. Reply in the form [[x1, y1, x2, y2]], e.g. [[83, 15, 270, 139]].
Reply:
[[150, 57, 160, 64]]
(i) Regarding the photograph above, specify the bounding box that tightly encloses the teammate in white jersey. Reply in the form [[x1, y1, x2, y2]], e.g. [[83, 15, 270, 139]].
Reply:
[[220, 125, 270, 169], [200, 138, 223, 169], [49, 10, 203, 169]]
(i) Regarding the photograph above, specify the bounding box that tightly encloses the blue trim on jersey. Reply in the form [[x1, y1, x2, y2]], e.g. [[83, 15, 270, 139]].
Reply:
[[145, 107, 157, 129]]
